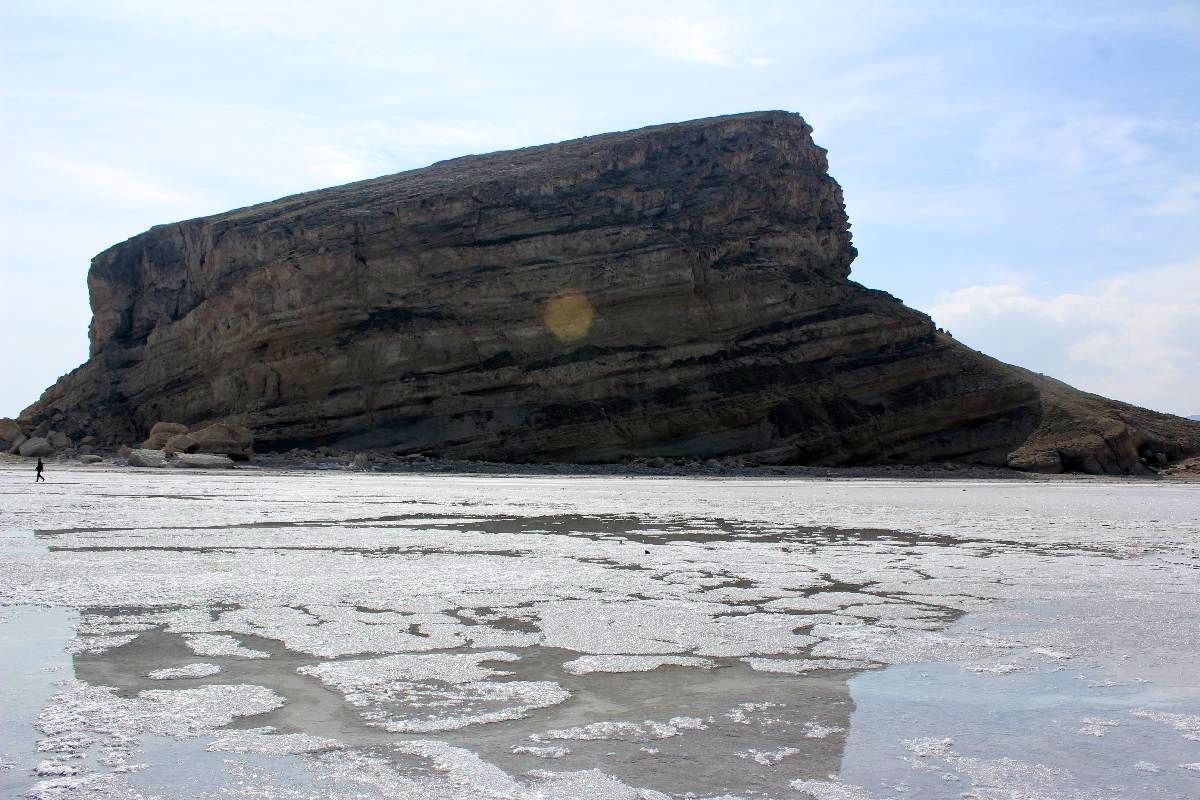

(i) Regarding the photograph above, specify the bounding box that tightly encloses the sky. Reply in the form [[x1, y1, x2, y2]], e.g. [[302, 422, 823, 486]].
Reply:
[[2, 0, 1198, 418]]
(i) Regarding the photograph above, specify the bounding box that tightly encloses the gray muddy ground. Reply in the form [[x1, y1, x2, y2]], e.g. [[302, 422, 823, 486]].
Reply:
[[1, 465, 1198, 799]]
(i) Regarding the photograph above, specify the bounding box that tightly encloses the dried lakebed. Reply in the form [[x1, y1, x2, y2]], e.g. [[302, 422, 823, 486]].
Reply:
[[1, 466, 1198, 799]]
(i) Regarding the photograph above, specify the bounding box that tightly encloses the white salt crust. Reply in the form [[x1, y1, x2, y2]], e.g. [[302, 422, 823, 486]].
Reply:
[[738, 746, 798, 765], [803, 721, 845, 739], [741, 657, 877, 674], [511, 744, 570, 759], [37, 682, 285, 742], [4, 469, 1199, 800], [789, 779, 878, 800], [146, 662, 222, 680], [206, 726, 343, 755], [531, 716, 708, 743], [64, 634, 139, 655], [561, 655, 715, 675], [1076, 717, 1119, 737], [1130, 708, 1200, 741], [183, 633, 270, 658], [299, 651, 570, 732], [26, 681, 287, 798]]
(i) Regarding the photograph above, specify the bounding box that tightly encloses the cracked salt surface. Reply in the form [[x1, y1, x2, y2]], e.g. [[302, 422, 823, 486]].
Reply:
[[1130, 708, 1200, 741], [2, 467, 1199, 798], [19, 680, 286, 799], [510, 744, 569, 758], [560, 654, 715, 675], [530, 716, 709, 742], [739, 745, 799, 765], [182, 633, 269, 659], [742, 657, 878, 673], [298, 651, 570, 732], [205, 726, 342, 755], [1076, 716, 1119, 737], [146, 663, 221, 680], [37, 681, 285, 742], [804, 721, 845, 739], [63, 634, 141, 655]]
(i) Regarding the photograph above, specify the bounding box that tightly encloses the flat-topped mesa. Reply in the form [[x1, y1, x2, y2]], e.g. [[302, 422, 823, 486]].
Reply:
[[21, 111, 1200, 473], [85, 111, 853, 357]]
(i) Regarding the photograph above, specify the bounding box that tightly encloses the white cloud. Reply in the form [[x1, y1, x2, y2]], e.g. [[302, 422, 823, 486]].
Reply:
[[71, 0, 773, 69], [980, 112, 1152, 176], [979, 110, 1147, 175], [32, 155, 203, 208], [950, 3, 1200, 39], [927, 262, 1200, 416], [650, 17, 745, 66], [549, 3, 765, 67], [1145, 175, 1200, 217], [848, 181, 1011, 229]]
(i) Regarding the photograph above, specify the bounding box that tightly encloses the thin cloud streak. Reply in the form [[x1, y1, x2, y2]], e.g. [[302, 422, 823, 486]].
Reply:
[[928, 262, 1200, 416]]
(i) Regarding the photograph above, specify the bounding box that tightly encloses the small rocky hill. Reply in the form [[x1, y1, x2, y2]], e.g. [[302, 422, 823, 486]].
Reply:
[[18, 112, 1200, 474]]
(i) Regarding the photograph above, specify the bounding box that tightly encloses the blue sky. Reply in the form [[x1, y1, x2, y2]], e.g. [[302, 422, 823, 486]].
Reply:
[[2, 1, 1198, 417]]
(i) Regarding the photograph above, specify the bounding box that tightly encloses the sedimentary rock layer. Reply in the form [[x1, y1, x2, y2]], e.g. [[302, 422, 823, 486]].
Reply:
[[21, 111, 1200, 472]]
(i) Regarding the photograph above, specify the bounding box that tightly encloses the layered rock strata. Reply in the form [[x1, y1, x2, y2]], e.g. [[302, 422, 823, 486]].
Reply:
[[19, 112, 1200, 473]]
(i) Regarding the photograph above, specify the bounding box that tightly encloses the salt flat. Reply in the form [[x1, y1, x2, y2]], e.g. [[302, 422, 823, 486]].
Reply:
[[1, 465, 1198, 799]]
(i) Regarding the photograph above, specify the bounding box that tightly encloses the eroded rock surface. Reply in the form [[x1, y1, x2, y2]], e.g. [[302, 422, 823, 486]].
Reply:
[[174, 453, 236, 469], [1, 417, 25, 448], [19, 437, 54, 458], [126, 449, 166, 468], [18, 111, 1200, 472], [140, 421, 188, 450]]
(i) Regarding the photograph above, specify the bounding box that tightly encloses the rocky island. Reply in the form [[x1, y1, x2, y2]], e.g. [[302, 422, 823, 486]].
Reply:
[[12, 111, 1200, 474]]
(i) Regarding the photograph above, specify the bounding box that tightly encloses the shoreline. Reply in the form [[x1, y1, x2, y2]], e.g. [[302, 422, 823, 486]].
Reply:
[[4, 451, 1198, 482]]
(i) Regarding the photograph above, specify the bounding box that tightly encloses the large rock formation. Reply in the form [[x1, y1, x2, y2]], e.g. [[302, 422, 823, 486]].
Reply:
[[19, 112, 1200, 473]]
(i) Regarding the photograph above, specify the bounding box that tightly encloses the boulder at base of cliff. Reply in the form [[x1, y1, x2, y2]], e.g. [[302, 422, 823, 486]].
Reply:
[[173, 453, 235, 469], [190, 423, 253, 461], [19, 437, 54, 458], [8, 433, 28, 455], [80, 454, 103, 464], [48, 431, 72, 449], [0, 418, 25, 449], [127, 449, 166, 467], [164, 433, 198, 454], [140, 422, 189, 450]]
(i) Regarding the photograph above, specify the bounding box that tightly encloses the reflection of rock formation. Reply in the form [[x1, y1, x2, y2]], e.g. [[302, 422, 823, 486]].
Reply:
[[70, 626, 366, 740], [20, 111, 1200, 473], [72, 625, 857, 797], [441, 653, 858, 797]]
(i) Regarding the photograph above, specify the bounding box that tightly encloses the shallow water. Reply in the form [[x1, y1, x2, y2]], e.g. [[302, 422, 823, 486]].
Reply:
[[1, 466, 1198, 798]]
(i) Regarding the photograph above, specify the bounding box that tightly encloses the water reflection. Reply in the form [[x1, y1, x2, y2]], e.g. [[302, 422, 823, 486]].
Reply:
[[70, 618, 860, 797]]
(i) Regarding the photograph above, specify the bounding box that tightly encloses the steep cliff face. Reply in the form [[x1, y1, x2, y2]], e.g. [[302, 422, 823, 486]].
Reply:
[[21, 111, 1200, 471]]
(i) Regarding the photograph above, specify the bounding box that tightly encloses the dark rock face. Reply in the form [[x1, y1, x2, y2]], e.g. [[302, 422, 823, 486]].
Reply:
[[20, 111, 1200, 472], [1004, 370, 1200, 475]]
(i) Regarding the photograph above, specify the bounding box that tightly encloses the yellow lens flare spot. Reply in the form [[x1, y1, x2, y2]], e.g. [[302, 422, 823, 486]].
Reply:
[[543, 289, 595, 342]]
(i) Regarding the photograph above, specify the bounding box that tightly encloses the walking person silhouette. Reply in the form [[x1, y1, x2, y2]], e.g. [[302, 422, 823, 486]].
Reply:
[[35, 458, 45, 482]]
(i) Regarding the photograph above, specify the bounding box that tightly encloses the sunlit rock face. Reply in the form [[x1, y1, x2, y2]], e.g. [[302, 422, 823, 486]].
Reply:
[[21, 111, 1200, 469]]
